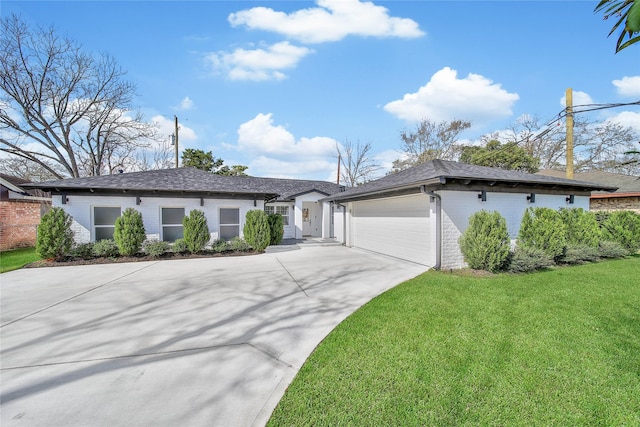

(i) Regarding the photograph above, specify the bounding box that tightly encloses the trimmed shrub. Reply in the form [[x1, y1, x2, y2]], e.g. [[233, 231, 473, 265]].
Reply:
[[211, 238, 229, 253], [183, 209, 210, 253], [600, 210, 640, 253], [113, 208, 146, 256], [559, 244, 600, 265], [267, 213, 285, 245], [559, 208, 601, 248], [71, 242, 94, 260], [172, 238, 188, 253], [144, 240, 171, 257], [243, 210, 271, 251], [92, 239, 119, 257], [517, 207, 567, 261], [598, 240, 630, 259], [230, 236, 250, 251], [36, 207, 74, 260], [459, 210, 510, 272], [507, 246, 554, 273]]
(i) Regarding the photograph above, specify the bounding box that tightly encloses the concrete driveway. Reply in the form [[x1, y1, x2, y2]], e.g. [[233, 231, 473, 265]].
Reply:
[[0, 244, 427, 427]]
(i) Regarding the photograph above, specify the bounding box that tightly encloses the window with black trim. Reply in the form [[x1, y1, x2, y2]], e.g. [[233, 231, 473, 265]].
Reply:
[[162, 207, 185, 242], [94, 207, 121, 240], [220, 208, 240, 240]]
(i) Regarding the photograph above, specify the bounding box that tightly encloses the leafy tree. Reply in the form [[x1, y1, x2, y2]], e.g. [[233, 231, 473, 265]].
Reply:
[[113, 208, 146, 256], [182, 149, 223, 172], [217, 165, 249, 176], [518, 207, 567, 261], [36, 207, 74, 260], [181, 148, 248, 175], [595, 0, 640, 53], [182, 209, 210, 253], [459, 140, 540, 173], [336, 140, 381, 187], [0, 14, 159, 178], [243, 210, 271, 251], [391, 119, 471, 172], [459, 210, 511, 272]]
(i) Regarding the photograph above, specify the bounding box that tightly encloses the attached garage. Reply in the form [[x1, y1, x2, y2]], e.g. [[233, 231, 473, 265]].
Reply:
[[348, 194, 435, 266]]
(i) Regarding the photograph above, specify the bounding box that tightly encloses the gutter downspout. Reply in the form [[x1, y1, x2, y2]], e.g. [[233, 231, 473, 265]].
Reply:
[[337, 203, 347, 245], [420, 185, 441, 270]]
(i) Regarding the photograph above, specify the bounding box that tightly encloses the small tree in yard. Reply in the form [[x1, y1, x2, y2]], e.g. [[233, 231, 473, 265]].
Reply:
[[183, 209, 210, 253], [244, 210, 271, 252], [267, 213, 284, 245], [114, 208, 146, 256], [459, 210, 510, 272], [36, 207, 74, 260], [518, 207, 567, 261]]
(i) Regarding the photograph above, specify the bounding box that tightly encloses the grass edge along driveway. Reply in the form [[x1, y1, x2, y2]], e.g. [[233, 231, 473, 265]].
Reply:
[[0, 247, 40, 273], [269, 257, 640, 426]]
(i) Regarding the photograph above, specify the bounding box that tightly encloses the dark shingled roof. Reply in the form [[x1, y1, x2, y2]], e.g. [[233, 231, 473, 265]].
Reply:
[[323, 160, 618, 202], [538, 169, 640, 195], [23, 168, 344, 201]]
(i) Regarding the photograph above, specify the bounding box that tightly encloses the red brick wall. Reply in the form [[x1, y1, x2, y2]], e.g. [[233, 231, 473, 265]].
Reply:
[[590, 196, 640, 213], [0, 200, 45, 251]]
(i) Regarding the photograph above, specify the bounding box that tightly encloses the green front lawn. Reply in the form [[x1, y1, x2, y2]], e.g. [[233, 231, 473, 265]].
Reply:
[[269, 257, 640, 426], [0, 247, 41, 273]]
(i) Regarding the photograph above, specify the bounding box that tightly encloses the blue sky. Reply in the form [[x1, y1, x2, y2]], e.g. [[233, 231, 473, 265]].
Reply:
[[4, 0, 640, 181]]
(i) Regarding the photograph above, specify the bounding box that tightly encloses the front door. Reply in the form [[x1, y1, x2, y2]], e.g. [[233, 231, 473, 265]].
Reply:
[[302, 202, 320, 237]]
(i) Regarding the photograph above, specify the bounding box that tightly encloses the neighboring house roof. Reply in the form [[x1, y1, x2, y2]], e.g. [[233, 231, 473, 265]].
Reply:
[[0, 174, 51, 200], [323, 160, 618, 202], [537, 169, 640, 198], [23, 168, 343, 201]]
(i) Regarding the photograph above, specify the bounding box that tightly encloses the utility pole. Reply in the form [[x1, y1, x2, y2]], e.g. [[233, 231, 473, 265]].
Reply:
[[336, 154, 341, 185], [565, 88, 574, 179], [174, 115, 179, 168]]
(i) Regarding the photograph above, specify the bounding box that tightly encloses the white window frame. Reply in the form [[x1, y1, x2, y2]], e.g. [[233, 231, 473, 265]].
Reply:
[[93, 206, 121, 241], [264, 205, 289, 225], [219, 207, 240, 241], [161, 207, 185, 242]]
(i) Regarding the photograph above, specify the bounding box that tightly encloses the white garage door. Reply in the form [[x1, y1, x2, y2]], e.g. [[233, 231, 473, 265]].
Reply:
[[350, 194, 434, 266]]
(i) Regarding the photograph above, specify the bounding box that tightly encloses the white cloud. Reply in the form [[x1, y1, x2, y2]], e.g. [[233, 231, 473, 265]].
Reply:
[[206, 41, 313, 81], [151, 115, 197, 144], [178, 96, 194, 110], [612, 76, 640, 98], [383, 67, 519, 124], [559, 90, 593, 107], [235, 113, 339, 179], [606, 111, 640, 133], [228, 0, 424, 44]]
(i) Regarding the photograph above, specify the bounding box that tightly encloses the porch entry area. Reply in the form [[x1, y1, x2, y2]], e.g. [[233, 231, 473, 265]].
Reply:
[[302, 201, 321, 237]]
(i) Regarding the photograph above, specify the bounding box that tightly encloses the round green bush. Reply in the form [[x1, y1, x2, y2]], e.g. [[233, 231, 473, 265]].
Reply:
[[243, 210, 271, 251], [144, 240, 171, 257], [92, 239, 119, 257], [114, 208, 146, 256], [600, 210, 640, 253], [36, 207, 74, 260], [183, 209, 210, 253], [559, 208, 601, 248], [459, 210, 510, 272], [517, 207, 567, 261]]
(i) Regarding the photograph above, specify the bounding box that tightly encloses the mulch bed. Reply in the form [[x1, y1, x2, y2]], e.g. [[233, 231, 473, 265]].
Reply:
[[25, 250, 261, 268]]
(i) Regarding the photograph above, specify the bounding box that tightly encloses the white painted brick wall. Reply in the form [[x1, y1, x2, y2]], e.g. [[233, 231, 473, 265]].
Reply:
[[54, 194, 262, 244], [440, 190, 590, 270]]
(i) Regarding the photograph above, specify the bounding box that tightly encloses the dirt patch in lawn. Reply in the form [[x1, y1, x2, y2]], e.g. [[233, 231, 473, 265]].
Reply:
[[25, 250, 261, 268]]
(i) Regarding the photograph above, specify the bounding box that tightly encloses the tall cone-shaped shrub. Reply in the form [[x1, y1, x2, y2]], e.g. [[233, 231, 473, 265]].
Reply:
[[244, 210, 271, 251], [36, 207, 74, 260], [459, 210, 510, 272], [267, 213, 284, 245], [114, 208, 146, 256], [559, 208, 601, 247], [183, 209, 210, 253]]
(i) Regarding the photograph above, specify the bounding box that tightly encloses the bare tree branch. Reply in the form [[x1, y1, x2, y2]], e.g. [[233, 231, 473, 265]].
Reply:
[[335, 140, 381, 187]]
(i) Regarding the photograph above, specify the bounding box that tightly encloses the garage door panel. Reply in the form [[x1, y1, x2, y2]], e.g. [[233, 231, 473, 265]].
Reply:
[[351, 195, 433, 266]]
